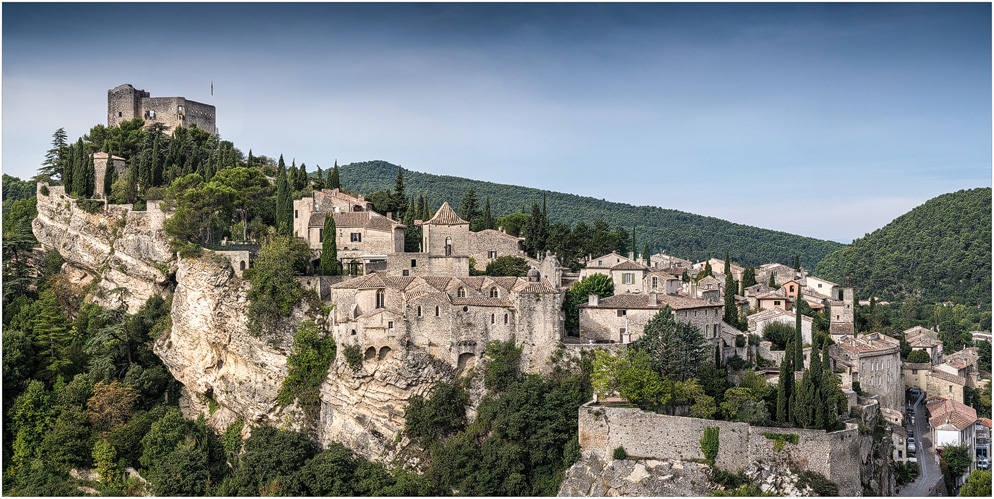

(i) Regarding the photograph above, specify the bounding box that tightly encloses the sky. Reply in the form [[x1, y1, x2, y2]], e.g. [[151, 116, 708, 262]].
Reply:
[[3, 2, 991, 242]]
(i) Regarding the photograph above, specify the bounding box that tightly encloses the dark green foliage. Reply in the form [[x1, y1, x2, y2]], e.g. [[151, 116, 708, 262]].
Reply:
[[763, 321, 793, 351], [613, 446, 627, 460], [940, 444, 973, 493], [243, 235, 310, 336], [741, 266, 757, 290], [234, 425, 318, 496], [485, 255, 530, 276], [277, 321, 336, 419], [3, 174, 37, 201], [275, 155, 292, 235], [484, 339, 523, 391], [776, 341, 794, 424], [700, 426, 719, 466], [404, 381, 469, 445], [634, 306, 709, 381], [816, 188, 992, 307], [906, 349, 931, 363], [328, 160, 341, 190], [319, 213, 341, 275], [342, 344, 363, 370], [712, 469, 751, 490], [561, 273, 614, 334], [796, 470, 839, 496], [339, 160, 843, 267]]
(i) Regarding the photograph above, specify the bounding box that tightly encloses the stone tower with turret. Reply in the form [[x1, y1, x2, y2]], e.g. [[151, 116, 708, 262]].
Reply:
[[829, 273, 855, 338]]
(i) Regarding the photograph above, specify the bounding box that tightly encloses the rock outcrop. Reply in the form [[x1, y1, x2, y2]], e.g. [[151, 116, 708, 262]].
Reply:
[[32, 184, 173, 312], [558, 451, 713, 497]]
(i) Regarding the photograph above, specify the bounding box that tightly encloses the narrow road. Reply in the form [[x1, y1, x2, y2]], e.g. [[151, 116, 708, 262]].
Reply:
[[907, 392, 944, 497]]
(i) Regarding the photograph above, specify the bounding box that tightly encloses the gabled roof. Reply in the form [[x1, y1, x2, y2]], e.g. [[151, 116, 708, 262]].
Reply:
[[586, 252, 632, 269], [580, 291, 720, 310], [747, 308, 813, 324], [612, 260, 648, 271], [835, 333, 900, 357], [309, 211, 404, 230], [943, 348, 978, 371], [476, 229, 523, 242], [926, 398, 977, 431], [425, 202, 468, 225]]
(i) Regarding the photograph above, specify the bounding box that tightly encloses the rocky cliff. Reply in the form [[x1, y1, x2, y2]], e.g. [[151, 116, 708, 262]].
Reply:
[[31, 183, 173, 312], [33, 187, 447, 463]]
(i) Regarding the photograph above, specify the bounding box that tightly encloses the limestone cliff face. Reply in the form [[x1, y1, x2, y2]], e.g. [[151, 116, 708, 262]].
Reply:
[[31, 184, 173, 312], [154, 256, 296, 428]]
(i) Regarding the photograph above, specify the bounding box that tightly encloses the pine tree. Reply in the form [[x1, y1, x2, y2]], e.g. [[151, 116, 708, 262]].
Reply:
[[482, 196, 494, 231], [320, 213, 340, 275], [328, 160, 341, 190], [41, 127, 69, 181], [703, 261, 713, 278], [742, 266, 757, 291], [794, 288, 804, 370], [777, 341, 794, 424], [682, 269, 690, 283]]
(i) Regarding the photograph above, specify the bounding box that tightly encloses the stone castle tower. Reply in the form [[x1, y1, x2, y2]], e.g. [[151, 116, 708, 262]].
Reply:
[[108, 84, 215, 135], [829, 273, 855, 337]]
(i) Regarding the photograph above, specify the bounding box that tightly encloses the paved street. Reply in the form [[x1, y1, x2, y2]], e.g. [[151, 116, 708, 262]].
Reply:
[[896, 392, 946, 497]]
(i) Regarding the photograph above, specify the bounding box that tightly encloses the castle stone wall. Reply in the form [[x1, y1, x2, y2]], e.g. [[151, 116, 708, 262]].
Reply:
[[578, 403, 862, 496], [466, 229, 524, 271], [108, 84, 148, 127]]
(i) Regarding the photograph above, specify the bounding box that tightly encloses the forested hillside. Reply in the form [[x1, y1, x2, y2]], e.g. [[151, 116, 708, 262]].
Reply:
[[339, 161, 843, 267], [815, 188, 992, 308]]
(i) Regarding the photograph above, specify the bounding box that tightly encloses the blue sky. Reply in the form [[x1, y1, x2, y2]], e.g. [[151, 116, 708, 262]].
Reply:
[[3, 2, 990, 242]]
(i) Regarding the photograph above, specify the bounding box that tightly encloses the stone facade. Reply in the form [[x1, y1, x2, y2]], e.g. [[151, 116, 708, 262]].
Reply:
[[830, 333, 903, 411], [747, 308, 813, 347], [327, 273, 563, 374], [108, 84, 215, 135], [576, 402, 863, 496], [466, 229, 526, 271], [829, 285, 855, 338], [578, 292, 724, 349]]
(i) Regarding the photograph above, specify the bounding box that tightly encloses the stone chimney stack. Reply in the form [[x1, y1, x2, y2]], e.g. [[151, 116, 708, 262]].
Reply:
[[588, 294, 599, 307], [387, 212, 393, 220]]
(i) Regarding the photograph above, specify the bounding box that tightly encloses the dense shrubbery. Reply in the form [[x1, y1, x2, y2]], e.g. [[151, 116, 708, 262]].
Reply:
[[404, 381, 469, 445], [277, 321, 336, 419], [243, 235, 310, 336]]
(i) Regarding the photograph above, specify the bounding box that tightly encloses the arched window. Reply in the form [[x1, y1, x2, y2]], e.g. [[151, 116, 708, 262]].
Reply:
[[457, 287, 466, 298], [489, 287, 498, 298], [240, 261, 246, 270], [445, 237, 452, 256], [376, 289, 385, 309]]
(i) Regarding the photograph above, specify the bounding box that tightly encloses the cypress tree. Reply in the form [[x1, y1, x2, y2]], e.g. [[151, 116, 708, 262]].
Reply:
[[328, 160, 341, 190], [768, 273, 776, 288], [794, 288, 804, 370], [391, 167, 407, 220], [150, 131, 162, 188], [794, 254, 800, 271], [642, 242, 650, 266], [84, 152, 95, 198], [794, 368, 814, 428], [103, 153, 117, 198], [724, 250, 731, 276], [810, 345, 825, 429], [482, 196, 494, 231], [313, 165, 324, 190], [320, 213, 340, 275], [724, 271, 737, 324], [63, 141, 75, 190], [631, 226, 636, 260], [72, 140, 86, 196], [703, 261, 713, 278], [275, 155, 291, 235], [297, 162, 309, 191], [247, 149, 254, 166], [777, 341, 794, 424]]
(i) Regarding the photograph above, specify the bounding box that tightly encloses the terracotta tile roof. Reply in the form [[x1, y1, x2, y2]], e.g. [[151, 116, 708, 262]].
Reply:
[[926, 398, 977, 431], [452, 297, 513, 308], [698, 275, 722, 286], [454, 276, 487, 292], [425, 202, 468, 225], [382, 276, 416, 290], [747, 308, 812, 325], [421, 276, 454, 291], [484, 277, 519, 290], [902, 362, 931, 370], [979, 418, 992, 429], [612, 260, 648, 271], [835, 333, 900, 356], [316, 188, 366, 205], [908, 335, 941, 348], [511, 279, 558, 294], [307, 211, 403, 230], [407, 291, 451, 303], [929, 369, 966, 386], [904, 326, 938, 342], [586, 253, 630, 269], [943, 348, 978, 370], [476, 229, 523, 241], [581, 292, 719, 310]]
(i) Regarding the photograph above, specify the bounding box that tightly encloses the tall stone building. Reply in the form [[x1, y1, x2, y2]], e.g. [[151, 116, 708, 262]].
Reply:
[[829, 333, 902, 411], [108, 84, 215, 135]]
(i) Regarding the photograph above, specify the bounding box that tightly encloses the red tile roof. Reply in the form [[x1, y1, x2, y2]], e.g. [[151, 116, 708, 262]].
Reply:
[[425, 202, 468, 225], [927, 398, 977, 431]]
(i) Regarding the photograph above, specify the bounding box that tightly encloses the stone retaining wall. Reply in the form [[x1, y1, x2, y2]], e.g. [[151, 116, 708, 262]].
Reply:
[[578, 402, 862, 496]]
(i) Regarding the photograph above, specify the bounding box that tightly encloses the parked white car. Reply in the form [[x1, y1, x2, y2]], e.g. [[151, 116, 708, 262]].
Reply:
[[907, 437, 916, 454]]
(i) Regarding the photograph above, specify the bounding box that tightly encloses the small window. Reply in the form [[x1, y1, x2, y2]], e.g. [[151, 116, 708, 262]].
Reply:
[[489, 250, 497, 259], [623, 273, 634, 284], [351, 329, 357, 336], [491, 314, 495, 324], [388, 321, 394, 329], [490, 287, 498, 298], [295, 210, 299, 219], [411, 259, 417, 268], [240, 261, 246, 270], [402, 270, 409, 276], [457, 287, 466, 298], [417, 306, 422, 317], [118, 111, 122, 117], [376, 290, 385, 309], [351, 233, 362, 242], [617, 310, 626, 317], [178, 106, 183, 112], [319, 228, 323, 240], [435, 306, 440, 317], [504, 314, 508, 324], [652, 277, 658, 288], [598, 260, 602, 266], [462, 306, 468, 312]]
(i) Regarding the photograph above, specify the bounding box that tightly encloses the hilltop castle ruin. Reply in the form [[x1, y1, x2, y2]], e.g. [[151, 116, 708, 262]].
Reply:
[[108, 83, 215, 135]]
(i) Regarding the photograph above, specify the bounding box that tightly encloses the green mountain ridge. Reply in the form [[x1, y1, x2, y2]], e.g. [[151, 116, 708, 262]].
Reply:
[[815, 187, 992, 308], [339, 160, 844, 268]]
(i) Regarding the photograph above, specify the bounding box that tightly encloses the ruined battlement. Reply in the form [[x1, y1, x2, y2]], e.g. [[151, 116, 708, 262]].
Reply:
[[108, 83, 215, 135]]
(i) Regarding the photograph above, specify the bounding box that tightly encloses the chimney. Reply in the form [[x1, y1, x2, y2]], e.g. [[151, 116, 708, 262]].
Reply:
[[648, 292, 658, 307], [588, 294, 599, 307], [387, 212, 393, 220]]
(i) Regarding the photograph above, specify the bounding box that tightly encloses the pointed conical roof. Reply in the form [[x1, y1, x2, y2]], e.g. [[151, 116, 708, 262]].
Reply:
[[426, 202, 469, 225]]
